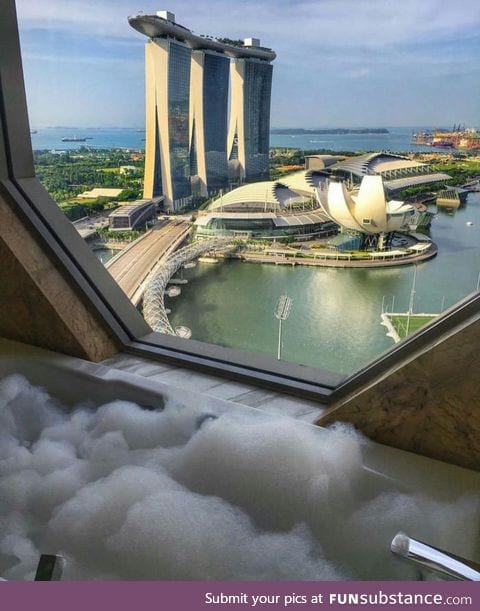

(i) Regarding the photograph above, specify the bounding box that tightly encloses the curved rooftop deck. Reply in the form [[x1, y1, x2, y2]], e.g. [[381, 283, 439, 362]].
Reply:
[[128, 14, 276, 61]]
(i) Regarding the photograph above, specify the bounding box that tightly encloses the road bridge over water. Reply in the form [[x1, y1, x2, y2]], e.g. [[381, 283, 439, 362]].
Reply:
[[106, 219, 190, 305]]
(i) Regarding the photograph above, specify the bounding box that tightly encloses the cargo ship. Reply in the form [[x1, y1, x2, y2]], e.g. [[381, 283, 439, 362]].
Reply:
[[411, 125, 480, 150], [61, 136, 87, 142]]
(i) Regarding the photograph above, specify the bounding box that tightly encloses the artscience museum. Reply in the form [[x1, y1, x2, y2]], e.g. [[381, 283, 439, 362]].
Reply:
[[195, 153, 450, 247], [319, 175, 415, 250]]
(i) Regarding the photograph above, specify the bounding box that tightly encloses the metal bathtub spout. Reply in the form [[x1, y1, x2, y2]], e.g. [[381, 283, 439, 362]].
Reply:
[[391, 532, 480, 581]]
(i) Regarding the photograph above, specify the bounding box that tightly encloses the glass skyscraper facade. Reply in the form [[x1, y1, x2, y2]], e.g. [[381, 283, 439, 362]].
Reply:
[[202, 52, 229, 193], [243, 60, 273, 181], [167, 42, 192, 207], [152, 111, 163, 196]]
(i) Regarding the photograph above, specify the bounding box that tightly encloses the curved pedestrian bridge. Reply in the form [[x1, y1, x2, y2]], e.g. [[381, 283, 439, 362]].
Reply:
[[143, 238, 234, 335]]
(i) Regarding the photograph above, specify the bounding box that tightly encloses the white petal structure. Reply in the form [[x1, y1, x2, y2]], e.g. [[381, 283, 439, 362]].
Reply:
[[355, 176, 388, 231], [324, 181, 365, 232], [320, 175, 414, 234]]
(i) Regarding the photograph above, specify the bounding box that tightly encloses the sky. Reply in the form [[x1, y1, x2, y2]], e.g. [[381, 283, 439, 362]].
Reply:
[[15, 0, 480, 128]]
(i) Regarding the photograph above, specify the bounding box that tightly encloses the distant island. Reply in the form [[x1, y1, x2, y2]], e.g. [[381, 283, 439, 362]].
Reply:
[[270, 128, 390, 135]]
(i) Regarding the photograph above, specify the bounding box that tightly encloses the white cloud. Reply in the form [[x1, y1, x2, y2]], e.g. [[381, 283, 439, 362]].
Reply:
[[15, 0, 480, 49], [16, 0, 149, 40], [22, 52, 141, 69], [345, 67, 371, 79], [15, 0, 480, 126]]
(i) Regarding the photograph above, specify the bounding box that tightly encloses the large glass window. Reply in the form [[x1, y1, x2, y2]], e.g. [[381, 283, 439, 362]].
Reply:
[[12, 0, 480, 395]]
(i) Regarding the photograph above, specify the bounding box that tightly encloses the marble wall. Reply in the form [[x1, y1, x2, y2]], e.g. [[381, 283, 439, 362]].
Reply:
[[0, 188, 120, 361], [317, 312, 480, 471]]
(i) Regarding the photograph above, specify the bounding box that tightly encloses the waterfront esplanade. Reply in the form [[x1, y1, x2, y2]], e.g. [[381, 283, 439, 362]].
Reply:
[[128, 11, 276, 212]]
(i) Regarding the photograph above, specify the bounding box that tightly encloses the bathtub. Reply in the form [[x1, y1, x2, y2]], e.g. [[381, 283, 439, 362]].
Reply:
[[0, 337, 478, 580]]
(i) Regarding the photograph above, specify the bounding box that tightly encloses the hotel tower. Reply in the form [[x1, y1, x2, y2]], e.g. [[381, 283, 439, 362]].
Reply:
[[129, 11, 276, 212]]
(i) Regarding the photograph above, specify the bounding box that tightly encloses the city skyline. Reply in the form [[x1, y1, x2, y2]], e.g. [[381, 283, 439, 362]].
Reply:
[[16, 0, 480, 129]]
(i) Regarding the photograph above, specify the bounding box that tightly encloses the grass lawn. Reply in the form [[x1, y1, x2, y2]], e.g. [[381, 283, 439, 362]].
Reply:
[[389, 314, 437, 339]]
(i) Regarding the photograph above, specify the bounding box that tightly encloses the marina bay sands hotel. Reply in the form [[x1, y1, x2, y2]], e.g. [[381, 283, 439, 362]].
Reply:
[[128, 11, 276, 211]]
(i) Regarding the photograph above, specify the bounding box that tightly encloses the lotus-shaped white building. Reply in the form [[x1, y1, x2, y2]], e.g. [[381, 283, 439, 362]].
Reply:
[[318, 175, 415, 234]]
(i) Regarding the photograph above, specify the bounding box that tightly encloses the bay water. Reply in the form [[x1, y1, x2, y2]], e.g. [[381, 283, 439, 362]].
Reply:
[[31, 126, 438, 153], [168, 195, 480, 376]]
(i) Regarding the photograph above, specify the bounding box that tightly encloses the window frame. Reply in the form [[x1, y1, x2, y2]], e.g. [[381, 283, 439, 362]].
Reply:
[[2, 0, 479, 404]]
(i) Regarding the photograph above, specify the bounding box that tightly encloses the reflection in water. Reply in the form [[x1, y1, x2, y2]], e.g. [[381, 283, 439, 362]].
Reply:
[[169, 194, 480, 375]]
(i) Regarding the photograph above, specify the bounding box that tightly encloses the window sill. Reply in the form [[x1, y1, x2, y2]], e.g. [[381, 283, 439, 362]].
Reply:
[[0, 337, 325, 423], [127, 331, 344, 403]]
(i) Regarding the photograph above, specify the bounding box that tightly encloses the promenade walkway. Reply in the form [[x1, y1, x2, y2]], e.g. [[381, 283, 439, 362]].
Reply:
[[231, 242, 438, 269]]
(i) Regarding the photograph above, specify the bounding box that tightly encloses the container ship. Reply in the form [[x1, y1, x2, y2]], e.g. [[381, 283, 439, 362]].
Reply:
[[411, 125, 480, 150], [61, 136, 88, 142]]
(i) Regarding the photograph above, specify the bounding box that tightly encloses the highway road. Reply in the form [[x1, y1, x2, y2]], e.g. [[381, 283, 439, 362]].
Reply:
[[106, 220, 190, 303]]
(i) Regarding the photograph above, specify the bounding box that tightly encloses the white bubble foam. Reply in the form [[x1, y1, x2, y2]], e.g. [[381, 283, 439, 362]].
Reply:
[[0, 375, 478, 580]]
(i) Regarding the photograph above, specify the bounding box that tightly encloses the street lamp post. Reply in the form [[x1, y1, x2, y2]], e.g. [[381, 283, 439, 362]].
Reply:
[[274, 294, 293, 360], [406, 265, 418, 338]]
